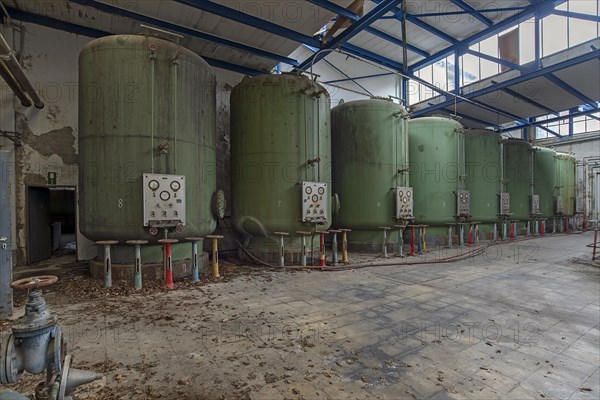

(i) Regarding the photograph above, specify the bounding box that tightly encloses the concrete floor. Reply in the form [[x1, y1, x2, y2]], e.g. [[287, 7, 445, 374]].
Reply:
[[4, 232, 600, 399]]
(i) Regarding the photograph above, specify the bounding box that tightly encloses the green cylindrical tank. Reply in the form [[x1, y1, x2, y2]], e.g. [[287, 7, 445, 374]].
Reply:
[[503, 139, 533, 221], [532, 146, 557, 218], [79, 35, 217, 264], [409, 117, 465, 226], [331, 98, 409, 250], [555, 152, 577, 216], [230, 74, 331, 257], [464, 129, 502, 223]]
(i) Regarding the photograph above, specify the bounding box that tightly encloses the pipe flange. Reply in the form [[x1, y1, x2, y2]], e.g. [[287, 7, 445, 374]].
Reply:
[[0, 334, 18, 384]]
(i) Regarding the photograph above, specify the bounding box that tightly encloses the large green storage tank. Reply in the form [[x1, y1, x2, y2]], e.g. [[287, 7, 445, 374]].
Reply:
[[532, 146, 557, 218], [503, 139, 533, 221], [409, 117, 465, 226], [230, 74, 331, 260], [79, 35, 217, 265], [464, 129, 502, 224], [331, 98, 409, 251], [555, 152, 577, 216]]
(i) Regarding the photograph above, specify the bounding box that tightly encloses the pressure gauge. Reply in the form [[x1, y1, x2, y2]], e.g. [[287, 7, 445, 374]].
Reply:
[[170, 181, 181, 191], [159, 191, 171, 201], [318, 187, 325, 195], [312, 194, 319, 202], [305, 186, 312, 194], [148, 180, 160, 191], [398, 191, 403, 197]]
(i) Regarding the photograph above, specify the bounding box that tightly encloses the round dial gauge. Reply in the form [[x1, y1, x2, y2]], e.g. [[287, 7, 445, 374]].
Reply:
[[312, 194, 319, 202], [305, 186, 312, 194], [398, 191, 403, 197], [148, 180, 160, 191], [407, 191, 411, 197], [318, 187, 325, 195], [159, 191, 171, 201], [170, 181, 181, 191]]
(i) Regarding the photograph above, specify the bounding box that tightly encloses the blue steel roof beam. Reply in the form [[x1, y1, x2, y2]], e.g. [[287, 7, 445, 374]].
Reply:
[[404, 13, 457, 44], [307, 0, 429, 57], [466, 49, 525, 71], [537, 125, 562, 138], [306, 0, 360, 20], [69, 0, 298, 66], [339, 42, 405, 71], [174, 0, 321, 47], [449, 0, 493, 27], [7, 6, 266, 76], [408, 0, 567, 72], [545, 73, 597, 107], [501, 108, 599, 133], [552, 10, 600, 23], [411, 46, 599, 116], [409, 7, 527, 18], [364, 27, 430, 58], [499, 87, 559, 115], [297, 0, 402, 70]]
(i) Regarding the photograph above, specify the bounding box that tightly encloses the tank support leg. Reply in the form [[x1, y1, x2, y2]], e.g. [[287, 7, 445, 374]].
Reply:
[[96, 241, 118, 289], [330, 231, 340, 265], [301, 235, 307, 267], [340, 229, 351, 264], [493, 223, 497, 241], [126, 240, 148, 290], [379, 227, 390, 258], [448, 226, 453, 248], [206, 235, 224, 278], [396, 226, 404, 257], [163, 243, 174, 289], [459, 225, 465, 248], [526, 221, 531, 237]]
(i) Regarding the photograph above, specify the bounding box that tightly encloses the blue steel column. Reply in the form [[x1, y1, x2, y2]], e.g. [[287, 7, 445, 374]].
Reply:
[[0, 151, 13, 318]]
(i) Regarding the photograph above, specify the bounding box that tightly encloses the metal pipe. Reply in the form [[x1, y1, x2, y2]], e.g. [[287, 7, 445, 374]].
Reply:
[[340, 229, 351, 264], [207, 235, 223, 277], [0, 60, 31, 106], [0, 32, 43, 108]]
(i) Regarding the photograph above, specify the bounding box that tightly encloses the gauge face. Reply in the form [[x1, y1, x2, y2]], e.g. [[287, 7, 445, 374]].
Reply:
[[312, 194, 319, 202], [398, 191, 403, 197], [148, 180, 160, 191], [305, 186, 312, 194], [170, 181, 181, 191], [159, 191, 171, 201], [318, 187, 325, 195], [407, 191, 411, 197]]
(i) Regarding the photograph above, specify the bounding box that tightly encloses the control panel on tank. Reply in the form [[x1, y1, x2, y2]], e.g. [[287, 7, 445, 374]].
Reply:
[[531, 194, 540, 215], [396, 187, 414, 219], [500, 192, 510, 215], [143, 174, 186, 228], [302, 182, 328, 223], [555, 195, 564, 215], [457, 190, 471, 217]]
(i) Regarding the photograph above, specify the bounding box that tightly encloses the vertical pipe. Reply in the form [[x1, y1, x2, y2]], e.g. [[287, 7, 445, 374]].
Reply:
[[493, 223, 497, 241], [103, 244, 112, 288], [417, 226, 423, 255], [163, 242, 174, 289], [468, 225, 474, 247], [332, 232, 339, 265], [301, 234, 307, 267], [475, 224, 479, 245], [208, 236, 222, 277], [397, 226, 403, 257], [410, 227, 415, 256], [341, 229, 350, 264], [134, 244, 142, 290], [422, 226, 427, 252], [593, 230, 598, 261], [172, 52, 180, 174], [459, 225, 465, 247], [279, 235, 285, 267], [0, 150, 12, 318], [381, 228, 388, 258], [150, 46, 156, 173], [190, 240, 200, 282], [319, 232, 326, 267], [448, 226, 453, 248]]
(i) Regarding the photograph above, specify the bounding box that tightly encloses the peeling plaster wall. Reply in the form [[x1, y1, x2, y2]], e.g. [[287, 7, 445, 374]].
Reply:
[[8, 23, 92, 264], [2, 22, 245, 264]]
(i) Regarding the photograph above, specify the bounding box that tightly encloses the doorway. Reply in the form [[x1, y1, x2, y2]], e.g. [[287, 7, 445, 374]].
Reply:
[[27, 186, 77, 264]]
